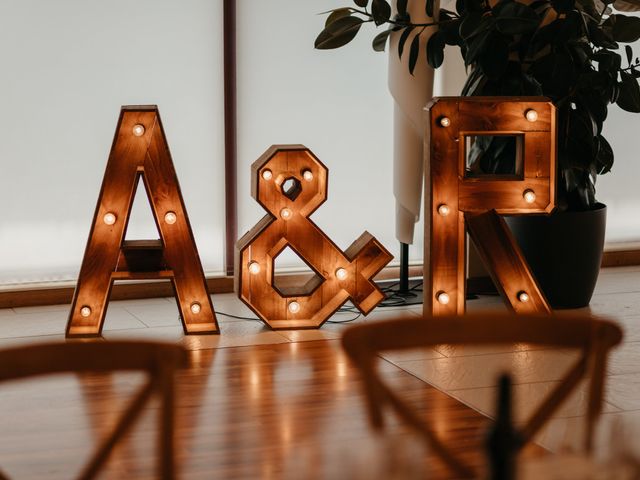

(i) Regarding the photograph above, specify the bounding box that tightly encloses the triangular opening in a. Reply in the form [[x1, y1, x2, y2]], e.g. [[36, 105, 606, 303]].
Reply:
[[124, 175, 162, 241]]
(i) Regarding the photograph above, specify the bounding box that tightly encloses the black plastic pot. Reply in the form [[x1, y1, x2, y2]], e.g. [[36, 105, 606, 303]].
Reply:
[[504, 203, 607, 309]]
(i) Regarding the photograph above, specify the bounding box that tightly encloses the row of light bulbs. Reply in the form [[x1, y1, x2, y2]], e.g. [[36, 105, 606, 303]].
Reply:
[[102, 210, 178, 226], [80, 300, 203, 318], [247, 261, 348, 280], [435, 290, 530, 305], [435, 188, 537, 218], [261, 169, 314, 182], [439, 109, 539, 128]]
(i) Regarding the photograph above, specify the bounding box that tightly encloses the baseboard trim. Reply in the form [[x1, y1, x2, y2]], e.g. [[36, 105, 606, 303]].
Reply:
[[0, 264, 424, 309], [2, 250, 637, 310], [601, 249, 640, 268]]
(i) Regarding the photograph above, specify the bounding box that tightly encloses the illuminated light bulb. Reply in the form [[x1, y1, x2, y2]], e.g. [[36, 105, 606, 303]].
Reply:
[[523, 189, 536, 204], [262, 169, 273, 180], [288, 301, 301, 314], [335, 268, 348, 280], [302, 169, 313, 182], [436, 291, 450, 305], [280, 208, 292, 220], [164, 211, 177, 224], [518, 291, 530, 303], [190, 302, 201, 314], [132, 124, 145, 136], [80, 306, 92, 317], [103, 212, 117, 225], [437, 204, 451, 216], [525, 109, 538, 122], [248, 261, 261, 275], [439, 116, 451, 127]]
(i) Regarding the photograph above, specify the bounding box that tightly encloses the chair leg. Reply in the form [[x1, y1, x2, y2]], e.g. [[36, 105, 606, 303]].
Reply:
[[160, 366, 175, 480]]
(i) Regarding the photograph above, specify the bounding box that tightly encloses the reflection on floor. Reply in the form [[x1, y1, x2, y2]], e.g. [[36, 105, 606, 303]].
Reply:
[[0, 265, 639, 477]]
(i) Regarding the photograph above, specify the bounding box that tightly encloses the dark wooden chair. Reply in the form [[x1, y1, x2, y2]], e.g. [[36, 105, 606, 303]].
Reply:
[[0, 341, 189, 480], [342, 313, 623, 478]]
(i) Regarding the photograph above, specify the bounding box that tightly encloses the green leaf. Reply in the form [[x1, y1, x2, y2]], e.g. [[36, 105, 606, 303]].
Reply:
[[427, 31, 446, 68], [479, 33, 509, 79], [494, 2, 540, 35], [595, 135, 614, 174], [354, 0, 369, 7], [325, 8, 352, 27], [372, 29, 392, 51], [314, 16, 364, 49], [398, 26, 414, 58], [372, 0, 391, 25], [397, 0, 408, 16], [426, 0, 435, 17], [604, 14, 640, 43], [460, 13, 493, 40], [617, 71, 640, 112], [464, 28, 492, 66], [408, 33, 420, 75]]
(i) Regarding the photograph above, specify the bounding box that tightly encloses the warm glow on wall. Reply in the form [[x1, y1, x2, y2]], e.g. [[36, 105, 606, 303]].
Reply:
[[236, 145, 393, 329], [66, 106, 219, 337], [426, 97, 556, 316]]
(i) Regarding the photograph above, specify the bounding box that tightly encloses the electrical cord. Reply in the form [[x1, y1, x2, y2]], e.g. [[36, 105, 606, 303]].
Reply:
[[181, 280, 424, 325]]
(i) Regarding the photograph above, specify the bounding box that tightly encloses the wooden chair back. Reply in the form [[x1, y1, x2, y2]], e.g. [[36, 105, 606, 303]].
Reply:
[[342, 313, 623, 478], [0, 341, 189, 480]]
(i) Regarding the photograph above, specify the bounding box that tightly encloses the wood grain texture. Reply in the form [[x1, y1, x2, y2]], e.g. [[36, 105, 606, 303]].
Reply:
[[236, 146, 393, 329], [466, 211, 551, 314], [0, 339, 547, 479], [425, 97, 556, 316], [66, 106, 218, 338], [0, 341, 188, 480], [342, 313, 623, 477]]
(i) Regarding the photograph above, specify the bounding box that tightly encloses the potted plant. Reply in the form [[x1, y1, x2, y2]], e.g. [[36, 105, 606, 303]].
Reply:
[[315, 0, 640, 307]]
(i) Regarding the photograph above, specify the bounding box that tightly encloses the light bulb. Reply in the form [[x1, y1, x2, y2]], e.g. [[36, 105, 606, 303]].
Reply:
[[335, 268, 348, 280], [525, 109, 538, 122], [436, 291, 450, 305], [164, 211, 177, 224], [439, 116, 451, 127], [288, 301, 301, 314], [437, 204, 451, 216], [280, 208, 292, 220], [80, 306, 92, 317], [262, 169, 273, 180], [103, 212, 117, 225], [132, 124, 145, 137], [523, 189, 536, 204], [248, 261, 261, 275], [302, 170, 313, 182], [190, 302, 201, 314], [518, 291, 530, 303]]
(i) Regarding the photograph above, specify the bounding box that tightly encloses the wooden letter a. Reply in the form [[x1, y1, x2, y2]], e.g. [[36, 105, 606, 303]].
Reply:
[[66, 106, 218, 337]]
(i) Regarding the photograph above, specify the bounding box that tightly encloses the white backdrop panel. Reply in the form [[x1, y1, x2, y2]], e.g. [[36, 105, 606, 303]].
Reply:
[[0, 0, 225, 286], [236, 0, 416, 271]]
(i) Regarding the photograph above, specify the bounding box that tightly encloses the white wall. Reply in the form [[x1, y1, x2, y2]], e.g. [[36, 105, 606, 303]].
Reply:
[[598, 19, 640, 247], [0, 1, 638, 288], [236, 0, 411, 271], [0, 0, 225, 286]]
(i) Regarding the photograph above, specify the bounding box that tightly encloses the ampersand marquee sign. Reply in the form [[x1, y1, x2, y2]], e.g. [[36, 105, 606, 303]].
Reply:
[[66, 106, 218, 338], [426, 97, 556, 316], [236, 145, 393, 329]]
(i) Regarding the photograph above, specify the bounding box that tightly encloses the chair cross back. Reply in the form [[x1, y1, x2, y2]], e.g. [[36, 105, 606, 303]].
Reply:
[[342, 314, 623, 478], [0, 341, 188, 480]]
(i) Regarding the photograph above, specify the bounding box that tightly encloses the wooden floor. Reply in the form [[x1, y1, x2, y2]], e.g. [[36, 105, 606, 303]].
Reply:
[[3, 265, 640, 478], [0, 339, 544, 479]]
